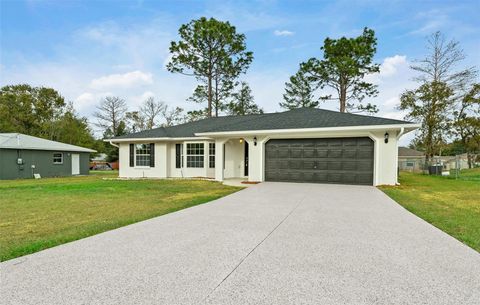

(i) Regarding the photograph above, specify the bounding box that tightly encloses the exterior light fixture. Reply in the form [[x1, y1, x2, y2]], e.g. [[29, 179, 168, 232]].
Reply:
[[384, 132, 389, 144], [253, 136, 257, 146], [239, 138, 243, 143]]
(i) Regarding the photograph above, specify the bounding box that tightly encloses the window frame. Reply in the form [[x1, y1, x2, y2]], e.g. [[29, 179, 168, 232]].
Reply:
[[186, 143, 204, 168], [135, 143, 151, 168], [53, 152, 63, 165], [209, 143, 215, 168]]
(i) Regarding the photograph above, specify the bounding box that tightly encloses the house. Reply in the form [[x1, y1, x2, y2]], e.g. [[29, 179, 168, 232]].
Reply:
[[107, 108, 419, 186], [434, 154, 470, 171], [398, 146, 425, 172], [0, 133, 95, 180], [398, 146, 472, 173]]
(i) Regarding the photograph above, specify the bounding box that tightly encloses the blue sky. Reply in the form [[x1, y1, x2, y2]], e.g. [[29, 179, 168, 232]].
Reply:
[[1, 0, 479, 142]]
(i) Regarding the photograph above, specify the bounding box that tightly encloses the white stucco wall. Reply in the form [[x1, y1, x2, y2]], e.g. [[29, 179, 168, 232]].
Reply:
[[120, 140, 217, 179], [118, 142, 167, 178]]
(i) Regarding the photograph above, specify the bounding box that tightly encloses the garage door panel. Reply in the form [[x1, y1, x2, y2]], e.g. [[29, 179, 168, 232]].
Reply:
[[303, 149, 315, 158], [265, 137, 374, 185], [278, 149, 289, 158], [343, 150, 357, 158], [328, 149, 342, 158], [328, 161, 342, 170], [357, 150, 373, 159], [316, 149, 328, 158], [317, 161, 328, 170], [291, 149, 303, 158], [343, 161, 357, 170]]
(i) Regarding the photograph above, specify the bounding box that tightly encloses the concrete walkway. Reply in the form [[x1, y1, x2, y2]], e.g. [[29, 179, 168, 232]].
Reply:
[[1, 183, 479, 305]]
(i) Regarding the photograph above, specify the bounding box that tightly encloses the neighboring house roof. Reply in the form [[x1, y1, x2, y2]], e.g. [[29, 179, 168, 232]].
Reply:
[[112, 108, 416, 140], [398, 147, 425, 157], [0, 133, 96, 153]]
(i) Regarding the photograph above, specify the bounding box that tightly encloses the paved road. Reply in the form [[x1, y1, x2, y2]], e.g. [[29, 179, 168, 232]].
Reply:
[[1, 183, 479, 305]]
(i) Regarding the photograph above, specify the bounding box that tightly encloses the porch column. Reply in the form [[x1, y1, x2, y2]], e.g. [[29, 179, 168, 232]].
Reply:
[[215, 138, 228, 181], [245, 136, 268, 182]]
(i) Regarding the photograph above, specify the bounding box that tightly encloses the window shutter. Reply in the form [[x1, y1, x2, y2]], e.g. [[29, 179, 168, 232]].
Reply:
[[175, 144, 181, 168], [129, 144, 134, 167], [150, 143, 155, 167]]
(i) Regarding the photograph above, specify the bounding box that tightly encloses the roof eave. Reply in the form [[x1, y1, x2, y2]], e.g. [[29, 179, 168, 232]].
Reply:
[[105, 136, 214, 143], [194, 123, 421, 137]]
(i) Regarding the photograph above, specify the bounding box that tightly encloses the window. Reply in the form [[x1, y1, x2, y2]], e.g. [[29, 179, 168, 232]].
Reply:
[[209, 143, 215, 168], [187, 143, 204, 168], [53, 153, 63, 164], [135, 144, 151, 167], [406, 161, 415, 167], [175, 143, 183, 168]]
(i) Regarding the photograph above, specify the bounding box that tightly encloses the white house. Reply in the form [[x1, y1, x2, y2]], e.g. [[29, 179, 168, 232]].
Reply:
[[107, 108, 419, 186]]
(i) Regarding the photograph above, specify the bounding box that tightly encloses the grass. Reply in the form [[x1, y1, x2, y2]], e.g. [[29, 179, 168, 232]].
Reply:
[[380, 168, 480, 252], [0, 171, 241, 261]]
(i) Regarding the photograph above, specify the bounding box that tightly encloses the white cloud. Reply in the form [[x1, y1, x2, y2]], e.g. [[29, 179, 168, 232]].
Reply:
[[365, 55, 409, 84], [383, 97, 400, 107], [89, 70, 153, 90], [274, 30, 294, 36], [74, 92, 95, 107], [379, 55, 407, 77]]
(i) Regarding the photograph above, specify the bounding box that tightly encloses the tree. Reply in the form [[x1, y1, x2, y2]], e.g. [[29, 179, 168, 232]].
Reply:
[[280, 71, 319, 109], [0, 84, 66, 137], [226, 82, 263, 115], [401, 31, 478, 161], [167, 17, 253, 117], [184, 109, 209, 122], [93, 96, 127, 135], [140, 97, 166, 130], [452, 83, 480, 167], [125, 111, 146, 132], [52, 103, 96, 149], [162, 106, 185, 127], [299, 27, 380, 113], [400, 81, 454, 161], [411, 31, 476, 91]]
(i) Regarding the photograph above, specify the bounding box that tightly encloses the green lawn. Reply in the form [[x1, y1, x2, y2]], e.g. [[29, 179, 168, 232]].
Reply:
[[380, 168, 480, 252], [0, 172, 241, 261]]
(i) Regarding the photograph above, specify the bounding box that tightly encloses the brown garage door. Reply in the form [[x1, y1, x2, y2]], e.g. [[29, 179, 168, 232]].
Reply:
[[265, 137, 374, 185]]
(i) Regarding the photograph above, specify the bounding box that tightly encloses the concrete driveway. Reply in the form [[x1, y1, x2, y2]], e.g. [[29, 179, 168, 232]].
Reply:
[[1, 183, 479, 305]]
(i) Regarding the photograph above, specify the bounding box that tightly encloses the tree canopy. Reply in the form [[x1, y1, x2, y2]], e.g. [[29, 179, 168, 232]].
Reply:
[[226, 82, 263, 115], [297, 27, 380, 113], [167, 17, 253, 117], [280, 71, 319, 110]]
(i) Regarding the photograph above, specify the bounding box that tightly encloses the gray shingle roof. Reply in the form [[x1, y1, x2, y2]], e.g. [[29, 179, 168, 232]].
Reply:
[[398, 146, 425, 157], [112, 108, 414, 140], [0, 133, 96, 153]]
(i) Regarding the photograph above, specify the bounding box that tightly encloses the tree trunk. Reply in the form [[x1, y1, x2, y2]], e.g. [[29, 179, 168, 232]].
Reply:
[[207, 75, 212, 117], [339, 84, 346, 112], [214, 78, 219, 117]]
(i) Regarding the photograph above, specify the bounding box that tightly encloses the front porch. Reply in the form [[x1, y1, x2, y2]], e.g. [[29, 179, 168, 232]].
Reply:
[[214, 136, 265, 183]]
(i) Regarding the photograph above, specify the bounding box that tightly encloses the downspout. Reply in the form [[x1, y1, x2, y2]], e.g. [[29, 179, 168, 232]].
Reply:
[[109, 140, 119, 148], [395, 127, 405, 185], [396, 127, 405, 140]]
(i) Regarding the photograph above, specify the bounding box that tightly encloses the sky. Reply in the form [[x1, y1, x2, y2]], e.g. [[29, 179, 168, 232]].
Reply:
[[1, 0, 479, 143]]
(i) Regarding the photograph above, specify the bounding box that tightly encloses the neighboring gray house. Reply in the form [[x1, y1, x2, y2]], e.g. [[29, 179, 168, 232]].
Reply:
[[398, 147, 425, 172], [0, 133, 95, 180]]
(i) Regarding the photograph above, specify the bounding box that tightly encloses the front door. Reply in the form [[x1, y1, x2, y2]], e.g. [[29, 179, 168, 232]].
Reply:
[[244, 141, 249, 176], [71, 154, 80, 175]]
